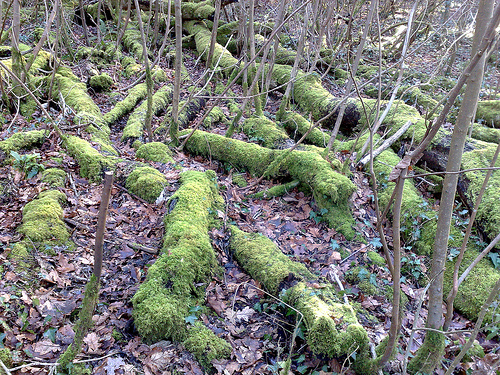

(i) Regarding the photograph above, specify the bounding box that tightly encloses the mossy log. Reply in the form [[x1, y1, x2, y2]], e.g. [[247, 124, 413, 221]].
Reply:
[[184, 21, 241, 77], [229, 225, 314, 294], [471, 124, 500, 144], [476, 100, 500, 128], [249, 180, 300, 199], [242, 116, 290, 148], [185, 22, 363, 131], [104, 83, 148, 126], [229, 226, 374, 373], [420, 137, 500, 246], [444, 248, 500, 323], [132, 170, 231, 371], [122, 85, 173, 142], [136, 141, 174, 163], [156, 93, 207, 136], [183, 129, 356, 237], [10, 189, 71, 264], [62, 135, 169, 204], [280, 111, 341, 149], [0, 130, 47, 163]]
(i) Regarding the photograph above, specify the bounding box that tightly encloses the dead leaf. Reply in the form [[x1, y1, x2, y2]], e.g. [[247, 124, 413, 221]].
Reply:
[[229, 306, 255, 322], [83, 332, 100, 353], [32, 340, 61, 356]]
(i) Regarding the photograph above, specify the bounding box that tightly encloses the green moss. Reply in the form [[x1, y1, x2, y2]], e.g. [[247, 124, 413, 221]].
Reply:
[[475, 100, 500, 127], [183, 323, 231, 370], [358, 280, 378, 295], [461, 140, 500, 242], [369, 147, 434, 244], [89, 73, 113, 92], [280, 111, 335, 148], [0, 347, 12, 369], [136, 142, 174, 164], [51, 70, 109, 140], [345, 266, 364, 284], [181, 0, 215, 20], [203, 106, 226, 128], [17, 190, 69, 251], [284, 282, 371, 370], [415, 220, 462, 256], [443, 249, 500, 322], [232, 173, 247, 188], [42, 168, 66, 187], [184, 21, 241, 76], [367, 251, 386, 266], [122, 85, 173, 141], [242, 117, 289, 148], [63, 135, 114, 182], [471, 124, 500, 143], [9, 241, 30, 260], [269, 64, 360, 129], [122, 25, 148, 62], [126, 166, 168, 203], [407, 330, 445, 374], [229, 226, 314, 294], [132, 171, 223, 342], [0, 130, 47, 155], [249, 180, 299, 199]]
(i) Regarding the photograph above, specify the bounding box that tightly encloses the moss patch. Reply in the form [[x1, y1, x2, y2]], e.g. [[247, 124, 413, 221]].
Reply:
[[407, 330, 445, 375], [125, 166, 168, 203], [471, 124, 500, 144], [476, 100, 500, 128], [367, 251, 386, 267], [461, 140, 500, 243], [51, 68, 109, 141], [136, 142, 174, 164], [242, 117, 289, 148], [284, 282, 372, 372], [17, 190, 69, 251], [183, 323, 232, 370], [280, 111, 337, 148], [63, 135, 115, 182], [249, 180, 299, 199], [443, 249, 500, 322], [0, 130, 47, 157], [42, 168, 66, 187], [89, 73, 114, 92]]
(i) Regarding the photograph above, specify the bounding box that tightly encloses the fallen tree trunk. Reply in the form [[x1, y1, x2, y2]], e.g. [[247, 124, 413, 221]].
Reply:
[[183, 129, 357, 238], [131, 170, 231, 369], [229, 225, 375, 374], [420, 137, 500, 247]]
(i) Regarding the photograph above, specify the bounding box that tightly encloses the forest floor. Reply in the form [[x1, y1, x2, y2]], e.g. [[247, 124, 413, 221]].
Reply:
[[1, 6, 500, 375]]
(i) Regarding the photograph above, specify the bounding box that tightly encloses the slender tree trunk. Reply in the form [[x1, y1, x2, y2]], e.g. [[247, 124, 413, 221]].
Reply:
[[11, 0, 22, 97], [409, 0, 495, 372], [134, 0, 153, 142], [170, 0, 182, 144]]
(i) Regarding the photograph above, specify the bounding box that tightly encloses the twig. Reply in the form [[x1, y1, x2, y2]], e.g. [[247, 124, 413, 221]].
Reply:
[[358, 120, 413, 167], [0, 358, 12, 375], [64, 218, 158, 254]]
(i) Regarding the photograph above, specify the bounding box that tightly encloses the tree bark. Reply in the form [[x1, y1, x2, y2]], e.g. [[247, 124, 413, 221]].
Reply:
[[409, 0, 495, 372]]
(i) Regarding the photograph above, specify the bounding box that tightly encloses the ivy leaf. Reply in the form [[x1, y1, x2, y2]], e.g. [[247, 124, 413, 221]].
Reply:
[[330, 239, 340, 250], [370, 238, 383, 248], [489, 253, 500, 269], [184, 315, 198, 324]]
